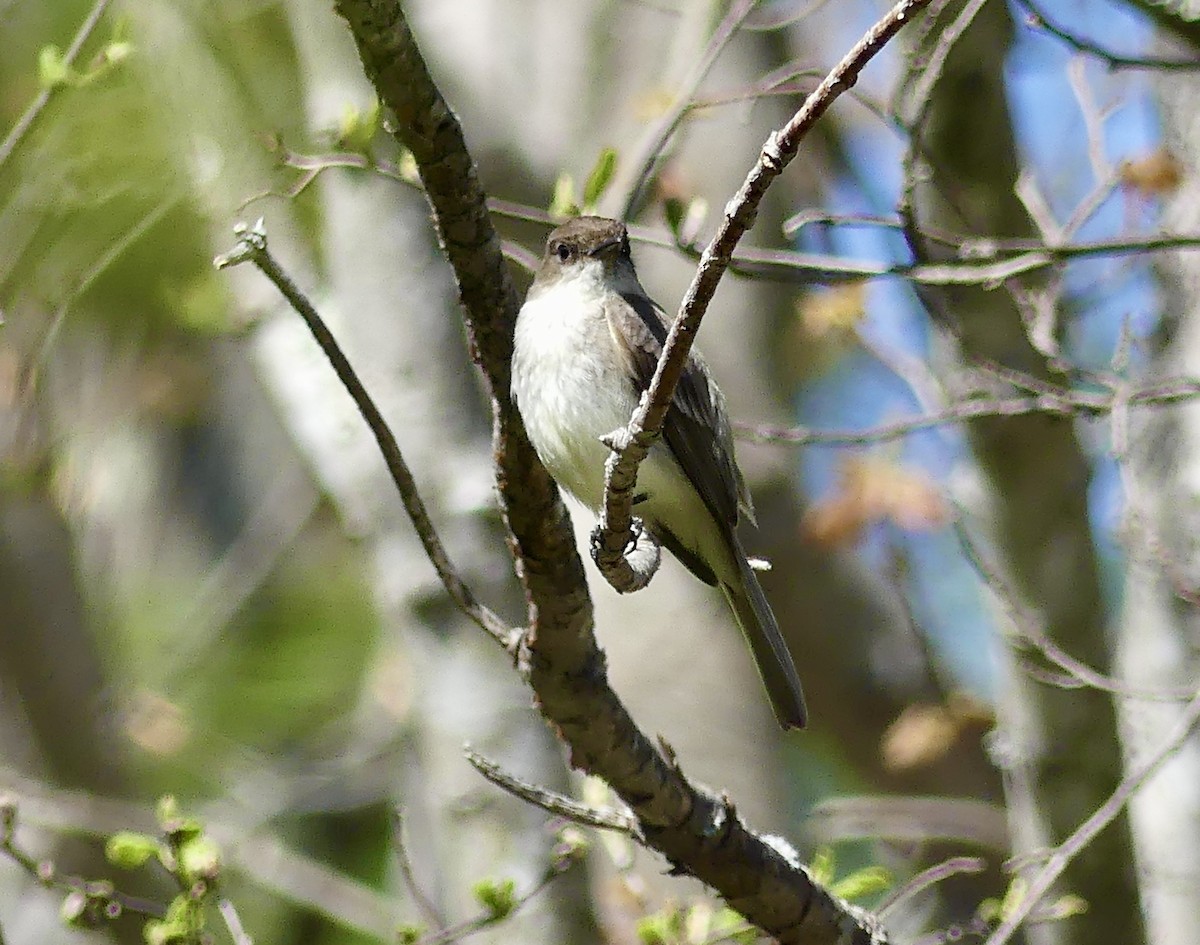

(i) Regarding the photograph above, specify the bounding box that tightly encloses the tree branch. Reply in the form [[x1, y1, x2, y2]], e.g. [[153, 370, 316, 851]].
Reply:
[[0, 0, 114, 171], [737, 375, 1200, 447], [214, 221, 516, 651], [982, 685, 1200, 945], [1012, 0, 1200, 71], [329, 2, 889, 941], [593, 0, 936, 589]]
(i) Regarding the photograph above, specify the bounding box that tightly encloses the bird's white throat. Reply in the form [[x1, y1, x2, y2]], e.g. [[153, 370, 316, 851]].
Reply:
[[512, 261, 639, 509]]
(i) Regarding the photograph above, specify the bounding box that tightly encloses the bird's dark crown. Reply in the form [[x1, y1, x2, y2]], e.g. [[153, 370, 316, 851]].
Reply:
[[542, 216, 631, 267]]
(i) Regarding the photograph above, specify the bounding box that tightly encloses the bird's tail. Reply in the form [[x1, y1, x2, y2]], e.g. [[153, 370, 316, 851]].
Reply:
[[721, 538, 807, 730]]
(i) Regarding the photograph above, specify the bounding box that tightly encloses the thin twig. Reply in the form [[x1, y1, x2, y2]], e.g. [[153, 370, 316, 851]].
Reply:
[[218, 899, 254, 945], [1013, 0, 1200, 72], [953, 514, 1197, 703], [411, 868, 564, 945], [981, 685, 1200, 945], [658, 230, 1200, 286], [465, 750, 641, 837], [896, 0, 984, 308], [260, 148, 1200, 287], [877, 856, 987, 917], [23, 196, 178, 398], [737, 376, 1200, 448], [616, 0, 760, 219], [391, 809, 447, 930], [594, 0, 935, 587], [0, 0, 114, 171], [214, 221, 518, 651], [0, 797, 164, 920]]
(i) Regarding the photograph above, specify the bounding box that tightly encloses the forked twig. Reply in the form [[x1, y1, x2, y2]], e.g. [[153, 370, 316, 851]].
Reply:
[[593, 0, 936, 590], [214, 221, 517, 651]]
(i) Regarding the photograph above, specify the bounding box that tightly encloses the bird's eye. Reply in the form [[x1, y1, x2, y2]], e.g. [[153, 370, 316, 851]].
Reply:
[[555, 243, 571, 262]]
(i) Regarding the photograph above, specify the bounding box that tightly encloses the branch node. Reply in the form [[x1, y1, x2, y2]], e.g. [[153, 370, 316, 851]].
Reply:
[[762, 131, 786, 173]]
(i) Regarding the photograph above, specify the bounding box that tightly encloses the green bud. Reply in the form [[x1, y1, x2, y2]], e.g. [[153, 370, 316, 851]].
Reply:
[[472, 877, 516, 921], [663, 197, 685, 239], [551, 826, 590, 870], [178, 836, 221, 883], [549, 173, 579, 220], [636, 911, 677, 945], [155, 795, 201, 842], [106, 832, 161, 870], [808, 846, 835, 885], [37, 45, 71, 89], [60, 890, 88, 925]]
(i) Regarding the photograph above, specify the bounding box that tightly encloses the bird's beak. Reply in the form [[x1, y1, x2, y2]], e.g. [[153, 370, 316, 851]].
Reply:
[[587, 236, 623, 259]]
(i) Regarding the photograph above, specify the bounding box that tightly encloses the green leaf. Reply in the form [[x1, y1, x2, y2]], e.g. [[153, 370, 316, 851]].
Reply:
[[103, 40, 135, 66], [1042, 894, 1088, 921], [975, 897, 1001, 924], [636, 911, 677, 945], [155, 795, 201, 842], [155, 795, 180, 826], [709, 908, 755, 945], [549, 172, 579, 220], [831, 865, 891, 902], [663, 196, 686, 239], [143, 893, 205, 944], [808, 846, 836, 885], [472, 877, 516, 921], [105, 831, 161, 870], [337, 99, 382, 153], [397, 149, 420, 184], [582, 147, 618, 211], [999, 875, 1028, 920]]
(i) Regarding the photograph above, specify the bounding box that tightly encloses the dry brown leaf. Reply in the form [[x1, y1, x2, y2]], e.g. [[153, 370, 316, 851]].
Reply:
[[802, 493, 873, 546], [798, 283, 867, 338], [802, 456, 947, 546], [881, 702, 960, 772], [1119, 148, 1184, 198]]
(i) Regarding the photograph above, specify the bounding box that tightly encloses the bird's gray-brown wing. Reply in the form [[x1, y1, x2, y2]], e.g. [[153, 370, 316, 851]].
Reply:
[[604, 290, 752, 536]]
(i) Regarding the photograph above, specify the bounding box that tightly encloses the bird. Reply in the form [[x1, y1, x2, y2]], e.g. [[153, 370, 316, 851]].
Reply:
[[511, 215, 807, 729]]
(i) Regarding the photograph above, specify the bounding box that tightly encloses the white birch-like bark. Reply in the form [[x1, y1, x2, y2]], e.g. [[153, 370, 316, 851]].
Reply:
[[1116, 74, 1200, 945]]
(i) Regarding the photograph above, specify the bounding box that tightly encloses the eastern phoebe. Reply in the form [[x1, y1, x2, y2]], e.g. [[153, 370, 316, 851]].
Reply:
[[511, 216, 807, 729]]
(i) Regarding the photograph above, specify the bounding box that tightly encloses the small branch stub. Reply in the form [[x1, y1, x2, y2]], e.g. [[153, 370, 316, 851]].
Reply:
[[212, 218, 267, 270]]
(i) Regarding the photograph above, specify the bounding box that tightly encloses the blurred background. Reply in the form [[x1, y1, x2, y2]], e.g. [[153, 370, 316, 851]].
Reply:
[[2, 0, 1198, 943]]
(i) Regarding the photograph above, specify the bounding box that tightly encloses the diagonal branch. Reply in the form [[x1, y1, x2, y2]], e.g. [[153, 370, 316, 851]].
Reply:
[[982, 685, 1200, 945], [593, 0, 935, 587], [0, 0, 114, 171], [214, 221, 515, 650], [329, 2, 891, 942], [614, 0, 760, 219]]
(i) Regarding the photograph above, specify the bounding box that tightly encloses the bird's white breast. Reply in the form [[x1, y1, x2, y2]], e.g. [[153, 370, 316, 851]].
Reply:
[[512, 269, 637, 509], [512, 261, 727, 581]]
